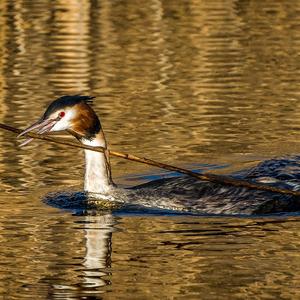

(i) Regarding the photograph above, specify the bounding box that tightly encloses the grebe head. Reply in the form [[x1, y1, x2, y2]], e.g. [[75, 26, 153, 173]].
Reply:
[[19, 95, 114, 193], [19, 95, 101, 145]]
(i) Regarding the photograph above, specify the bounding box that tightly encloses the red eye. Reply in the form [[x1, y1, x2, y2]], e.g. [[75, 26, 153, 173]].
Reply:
[[59, 111, 65, 118]]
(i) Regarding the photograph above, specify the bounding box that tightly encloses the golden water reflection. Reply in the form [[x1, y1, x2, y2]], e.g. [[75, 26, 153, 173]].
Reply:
[[0, 0, 299, 188], [0, 0, 300, 298], [1, 202, 300, 299]]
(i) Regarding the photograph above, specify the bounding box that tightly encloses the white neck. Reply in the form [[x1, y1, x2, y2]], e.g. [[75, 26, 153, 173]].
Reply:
[[81, 131, 114, 194]]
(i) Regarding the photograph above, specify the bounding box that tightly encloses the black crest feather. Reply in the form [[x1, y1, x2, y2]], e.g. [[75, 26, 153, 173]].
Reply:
[[43, 95, 95, 119]]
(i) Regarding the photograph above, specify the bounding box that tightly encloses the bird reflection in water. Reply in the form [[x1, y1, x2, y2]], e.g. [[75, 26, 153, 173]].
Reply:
[[82, 214, 114, 290], [48, 212, 115, 298]]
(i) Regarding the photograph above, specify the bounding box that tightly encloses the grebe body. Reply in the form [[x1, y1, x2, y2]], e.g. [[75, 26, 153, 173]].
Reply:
[[19, 96, 300, 215]]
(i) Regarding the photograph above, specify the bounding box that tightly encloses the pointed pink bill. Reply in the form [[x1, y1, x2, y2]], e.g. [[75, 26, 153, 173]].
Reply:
[[19, 137, 35, 147], [18, 118, 59, 147]]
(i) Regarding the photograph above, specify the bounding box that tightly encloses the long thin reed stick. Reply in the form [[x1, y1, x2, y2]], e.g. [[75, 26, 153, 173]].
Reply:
[[0, 122, 299, 197]]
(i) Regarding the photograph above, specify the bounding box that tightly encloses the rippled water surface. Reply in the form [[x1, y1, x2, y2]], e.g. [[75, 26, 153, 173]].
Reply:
[[1, 0, 300, 298]]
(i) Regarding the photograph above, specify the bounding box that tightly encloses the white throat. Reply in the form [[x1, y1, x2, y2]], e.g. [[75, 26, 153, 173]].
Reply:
[[81, 131, 113, 194]]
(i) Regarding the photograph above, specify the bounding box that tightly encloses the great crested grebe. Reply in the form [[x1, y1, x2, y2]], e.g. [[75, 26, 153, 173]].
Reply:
[[19, 95, 300, 215]]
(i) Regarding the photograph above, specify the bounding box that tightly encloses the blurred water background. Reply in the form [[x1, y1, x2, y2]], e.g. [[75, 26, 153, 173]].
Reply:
[[0, 0, 300, 298]]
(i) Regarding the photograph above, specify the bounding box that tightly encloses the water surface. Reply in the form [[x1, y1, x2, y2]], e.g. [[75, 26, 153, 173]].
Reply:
[[1, 0, 300, 298]]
